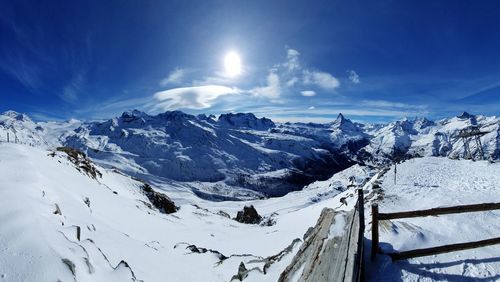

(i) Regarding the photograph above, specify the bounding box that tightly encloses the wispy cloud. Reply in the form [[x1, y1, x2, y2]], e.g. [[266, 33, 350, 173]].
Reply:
[[301, 90, 316, 97], [250, 71, 281, 99], [284, 48, 300, 72], [360, 99, 427, 110], [347, 70, 360, 84], [160, 68, 185, 86], [153, 85, 241, 110], [60, 71, 85, 103], [303, 70, 340, 90]]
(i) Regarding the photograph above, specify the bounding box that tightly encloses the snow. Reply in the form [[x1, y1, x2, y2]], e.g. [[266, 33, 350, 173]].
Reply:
[[0, 143, 371, 282], [2, 109, 500, 281], [367, 157, 500, 281], [328, 213, 347, 240]]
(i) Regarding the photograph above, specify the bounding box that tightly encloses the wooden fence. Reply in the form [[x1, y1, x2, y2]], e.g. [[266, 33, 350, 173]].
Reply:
[[278, 189, 366, 281], [371, 202, 500, 261]]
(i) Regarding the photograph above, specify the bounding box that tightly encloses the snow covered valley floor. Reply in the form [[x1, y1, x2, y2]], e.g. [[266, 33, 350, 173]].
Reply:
[[1, 142, 499, 281]]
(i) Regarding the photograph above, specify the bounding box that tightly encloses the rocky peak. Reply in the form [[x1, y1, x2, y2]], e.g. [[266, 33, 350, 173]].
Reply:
[[217, 113, 275, 130], [458, 111, 474, 119]]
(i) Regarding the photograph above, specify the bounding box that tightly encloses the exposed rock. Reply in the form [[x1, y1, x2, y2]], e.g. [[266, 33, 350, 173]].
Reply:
[[235, 205, 262, 224], [55, 147, 102, 179], [53, 203, 62, 215], [231, 262, 249, 281], [259, 212, 278, 226], [217, 210, 231, 218], [184, 244, 228, 261], [61, 258, 76, 277], [142, 184, 178, 214]]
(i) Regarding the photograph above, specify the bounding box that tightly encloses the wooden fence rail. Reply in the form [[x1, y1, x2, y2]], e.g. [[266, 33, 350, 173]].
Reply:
[[371, 202, 500, 261]]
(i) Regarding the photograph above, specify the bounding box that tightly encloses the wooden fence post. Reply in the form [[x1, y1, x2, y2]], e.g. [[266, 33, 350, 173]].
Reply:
[[371, 204, 379, 260]]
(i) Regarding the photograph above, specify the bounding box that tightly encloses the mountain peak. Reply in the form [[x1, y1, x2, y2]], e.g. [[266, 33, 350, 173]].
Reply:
[[458, 111, 474, 119], [217, 113, 275, 130], [121, 109, 147, 118], [335, 113, 345, 123], [2, 110, 32, 122]]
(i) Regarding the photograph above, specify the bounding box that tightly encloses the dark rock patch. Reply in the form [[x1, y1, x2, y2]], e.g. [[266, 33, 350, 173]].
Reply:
[[142, 184, 178, 214], [55, 147, 102, 179], [235, 205, 262, 224]]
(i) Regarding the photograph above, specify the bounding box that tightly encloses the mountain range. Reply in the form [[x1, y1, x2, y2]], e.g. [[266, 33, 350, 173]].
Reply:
[[1, 109, 498, 199]]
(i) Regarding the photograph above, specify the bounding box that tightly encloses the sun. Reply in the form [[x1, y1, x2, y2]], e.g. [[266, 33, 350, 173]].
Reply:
[[224, 51, 242, 77]]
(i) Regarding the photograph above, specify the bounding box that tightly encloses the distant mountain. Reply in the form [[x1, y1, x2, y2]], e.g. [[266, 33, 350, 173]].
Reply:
[[1, 109, 499, 198]]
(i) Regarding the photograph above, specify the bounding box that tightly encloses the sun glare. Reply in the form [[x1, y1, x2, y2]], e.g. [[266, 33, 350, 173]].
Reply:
[[224, 51, 242, 77]]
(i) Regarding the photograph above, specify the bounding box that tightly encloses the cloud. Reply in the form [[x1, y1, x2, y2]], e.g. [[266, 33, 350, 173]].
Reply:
[[153, 85, 240, 110], [301, 90, 316, 97], [360, 99, 427, 110], [308, 106, 315, 110], [347, 70, 360, 84], [250, 71, 281, 99], [60, 71, 85, 103], [284, 48, 300, 72], [286, 77, 299, 87], [160, 68, 185, 86], [303, 70, 340, 90]]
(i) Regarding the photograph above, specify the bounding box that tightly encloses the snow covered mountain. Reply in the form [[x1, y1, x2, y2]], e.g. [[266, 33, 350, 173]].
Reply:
[[61, 110, 355, 198], [1, 110, 499, 199], [363, 112, 500, 162]]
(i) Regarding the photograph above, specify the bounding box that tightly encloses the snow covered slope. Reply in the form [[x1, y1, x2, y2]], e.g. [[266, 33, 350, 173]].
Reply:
[[0, 142, 371, 282], [1, 140, 499, 281], [367, 157, 500, 281]]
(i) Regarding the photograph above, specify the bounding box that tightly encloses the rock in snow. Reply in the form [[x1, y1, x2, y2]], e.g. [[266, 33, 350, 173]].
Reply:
[[142, 183, 178, 214], [234, 205, 262, 224]]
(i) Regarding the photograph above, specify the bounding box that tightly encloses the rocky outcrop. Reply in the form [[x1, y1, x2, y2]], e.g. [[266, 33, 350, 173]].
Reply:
[[56, 147, 102, 179], [235, 205, 262, 224], [142, 184, 178, 214]]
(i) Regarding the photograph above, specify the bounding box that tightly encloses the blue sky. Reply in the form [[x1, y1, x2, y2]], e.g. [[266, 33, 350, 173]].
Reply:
[[2, 0, 500, 122]]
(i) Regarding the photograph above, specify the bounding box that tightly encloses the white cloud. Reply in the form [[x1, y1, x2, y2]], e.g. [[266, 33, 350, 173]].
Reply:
[[153, 85, 240, 110], [347, 70, 360, 84], [360, 99, 427, 110], [308, 106, 315, 110], [250, 71, 281, 99], [301, 90, 316, 97], [286, 77, 299, 87], [60, 72, 85, 103], [284, 48, 300, 71], [303, 70, 340, 90], [160, 68, 185, 86]]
